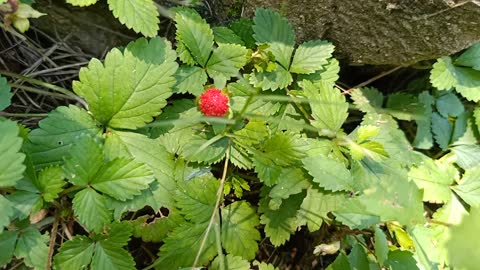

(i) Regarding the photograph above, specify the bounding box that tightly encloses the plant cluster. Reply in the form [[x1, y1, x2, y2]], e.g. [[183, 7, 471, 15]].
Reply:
[[1, 6, 480, 270]]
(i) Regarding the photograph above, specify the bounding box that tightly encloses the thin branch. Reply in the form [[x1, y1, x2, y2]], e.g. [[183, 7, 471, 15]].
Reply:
[[46, 213, 60, 270], [192, 141, 231, 268], [342, 66, 403, 95]]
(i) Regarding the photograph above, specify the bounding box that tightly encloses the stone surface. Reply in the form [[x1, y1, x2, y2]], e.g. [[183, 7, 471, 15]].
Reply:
[[241, 0, 480, 65]]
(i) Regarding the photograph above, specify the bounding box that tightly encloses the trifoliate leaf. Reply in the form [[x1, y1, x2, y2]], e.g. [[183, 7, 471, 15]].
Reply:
[[213, 26, 245, 46], [221, 201, 260, 260], [290, 40, 334, 74], [107, 0, 159, 37], [64, 135, 103, 187], [455, 41, 480, 70], [91, 223, 135, 270], [259, 191, 304, 246], [0, 75, 12, 111], [384, 250, 419, 270], [452, 167, 480, 207], [73, 45, 177, 129], [430, 57, 457, 90], [385, 93, 422, 121], [269, 168, 310, 205], [66, 0, 99, 6], [302, 155, 354, 192], [126, 37, 176, 64], [211, 254, 250, 270], [249, 64, 293, 91], [91, 158, 155, 201], [176, 175, 218, 223], [155, 222, 216, 269], [302, 80, 348, 133], [230, 18, 255, 49], [413, 91, 434, 149], [253, 8, 295, 68], [174, 8, 214, 67], [446, 208, 480, 270], [105, 130, 176, 208], [0, 230, 17, 266], [296, 187, 343, 231], [432, 112, 452, 150], [0, 119, 25, 187], [0, 195, 14, 233], [206, 43, 248, 83], [374, 226, 389, 266], [73, 187, 111, 232], [350, 87, 384, 114], [173, 66, 208, 96], [26, 105, 101, 167], [35, 166, 65, 202], [436, 91, 464, 118], [53, 236, 94, 270], [14, 226, 49, 270], [408, 155, 457, 203]]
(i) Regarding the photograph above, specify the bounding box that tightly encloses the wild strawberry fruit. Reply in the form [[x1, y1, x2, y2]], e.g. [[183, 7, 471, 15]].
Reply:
[[198, 88, 229, 117]]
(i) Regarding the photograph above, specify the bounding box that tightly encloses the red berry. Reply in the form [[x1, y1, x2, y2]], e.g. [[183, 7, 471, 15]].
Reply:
[[198, 88, 229, 117]]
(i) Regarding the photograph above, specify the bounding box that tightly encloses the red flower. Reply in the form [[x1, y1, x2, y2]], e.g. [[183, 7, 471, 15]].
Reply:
[[198, 88, 229, 117]]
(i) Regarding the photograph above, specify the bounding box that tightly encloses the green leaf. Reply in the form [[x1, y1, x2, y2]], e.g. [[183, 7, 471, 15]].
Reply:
[[296, 187, 343, 232], [351, 87, 384, 115], [6, 191, 42, 221], [348, 244, 369, 270], [91, 223, 135, 270], [35, 166, 65, 202], [430, 57, 457, 91], [253, 8, 295, 68], [451, 144, 480, 169], [176, 175, 218, 223], [26, 105, 101, 167], [384, 250, 419, 270], [14, 226, 49, 270], [0, 230, 17, 266], [326, 252, 351, 270], [73, 187, 112, 232], [233, 120, 269, 147], [290, 40, 334, 74], [221, 201, 260, 260], [386, 93, 422, 121], [436, 91, 464, 118], [230, 18, 256, 49], [213, 26, 245, 45], [249, 64, 293, 91], [452, 167, 480, 207], [0, 119, 25, 187], [91, 158, 154, 201], [447, 208, 480, 269], [126, 37, 177, 65], [107, 0, 159, 37], [53, 236, 94, 270], [269, 168, 310, 204], [173, 66, 208, 96], [302, 155, 354, 192], [408, 155, 457, 203], [206, 43, 248, 83], [432, 112, 452, 150], [409, 225, 446, 270], [130, 211, 184, 242], [413, 91, 434, 149], [105, 130, 176, 208], [155, 222, 216, 269], [302, 80, 348, 133], [455, 41, 480, 70], [64, 135, 103, 187], [66, 0, 99, 6], [0, 195, 14, 233], [0, 75, 12, 111], [181, 135, 228, 165], [73, 44, 177, 129], [211, 254, 250, 270], [174, 8, 214, 67], [259, 191, 304, 246], [374, 226, 389, 266]]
